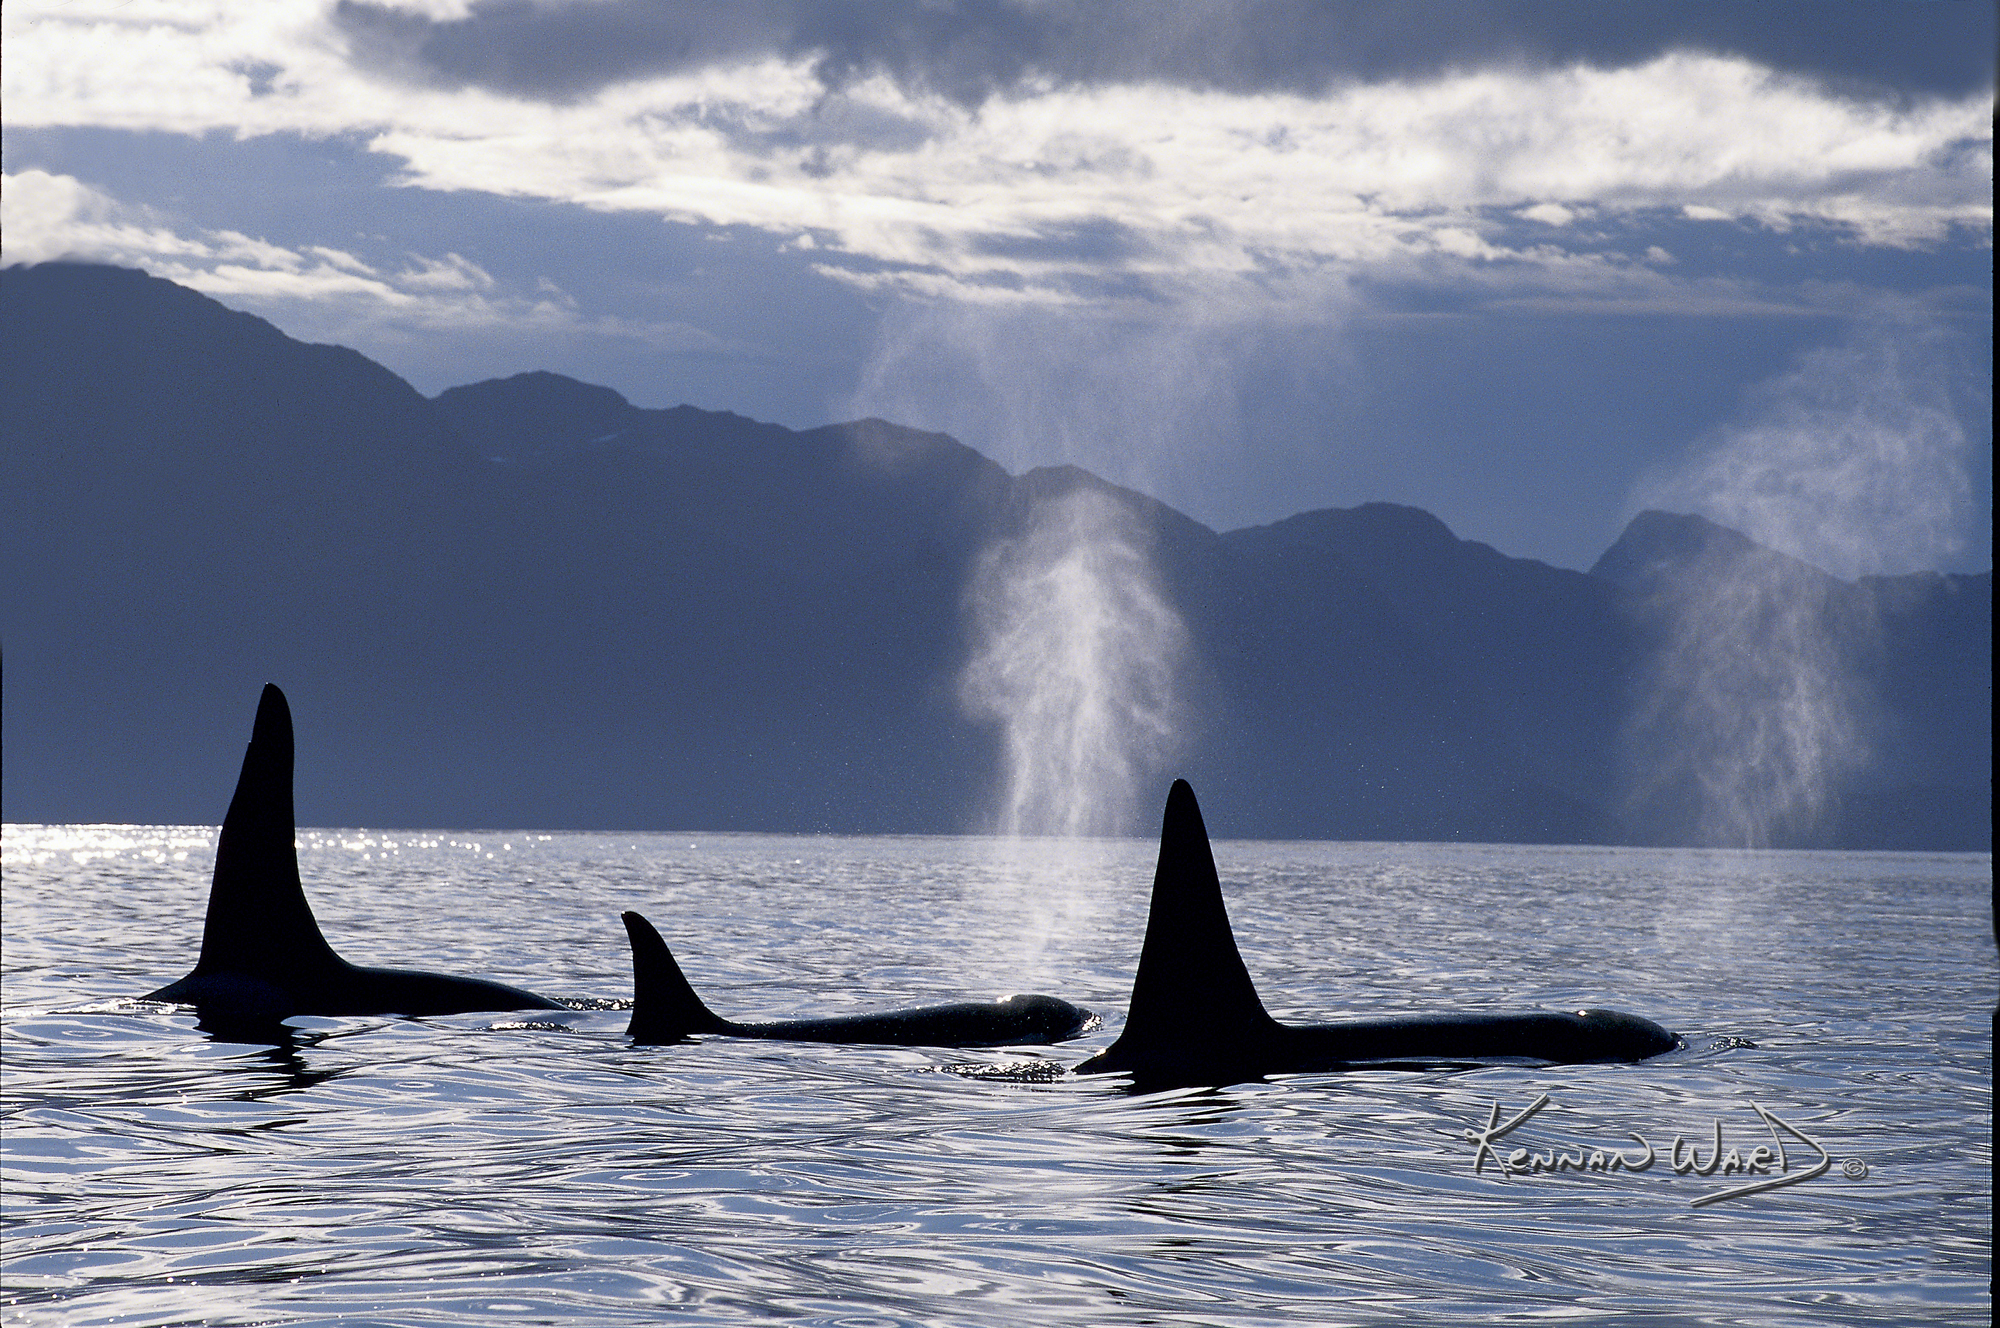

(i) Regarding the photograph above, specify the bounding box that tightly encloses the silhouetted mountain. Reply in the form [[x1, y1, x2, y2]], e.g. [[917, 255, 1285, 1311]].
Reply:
[[1213, 504, 1631, 841], [4, 263, 1988, 847]]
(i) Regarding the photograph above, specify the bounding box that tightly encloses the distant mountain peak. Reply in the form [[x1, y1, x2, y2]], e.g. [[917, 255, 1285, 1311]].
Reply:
[[1590, 510, 1839, 592], [433, 372, 639, 461], [1242, 501, 1459, 546], [472, 369, 632, 408], [816, 416, 995, 481]]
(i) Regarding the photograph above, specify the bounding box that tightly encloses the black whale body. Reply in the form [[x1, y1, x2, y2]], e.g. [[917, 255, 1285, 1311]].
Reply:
[[622, 910, 1093, 1048], [144, 685, 562, 1024], [1076, 780, 1678, 1088]]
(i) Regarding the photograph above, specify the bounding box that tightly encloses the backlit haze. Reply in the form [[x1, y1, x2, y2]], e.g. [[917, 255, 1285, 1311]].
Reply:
[[5, 0, 1991, 574]]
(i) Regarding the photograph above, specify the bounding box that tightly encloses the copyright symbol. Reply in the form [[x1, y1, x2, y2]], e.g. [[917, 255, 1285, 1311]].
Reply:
[[1842, 1159, 1869, 1179]]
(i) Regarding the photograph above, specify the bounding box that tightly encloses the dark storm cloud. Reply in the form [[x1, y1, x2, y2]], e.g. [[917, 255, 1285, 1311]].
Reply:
[[334, 0, 1997, 106], [333, 0, 1057, 105]]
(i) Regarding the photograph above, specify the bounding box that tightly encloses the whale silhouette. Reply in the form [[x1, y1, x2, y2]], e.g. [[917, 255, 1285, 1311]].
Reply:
[[621, 910, 1093, 1047], [1075, 780, 1678, 1088], [143, 685, 563, 1023]]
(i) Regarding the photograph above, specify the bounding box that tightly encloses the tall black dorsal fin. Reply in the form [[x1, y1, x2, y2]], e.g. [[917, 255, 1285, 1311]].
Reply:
[[622, 911, 730, 1043], [1086, 780, 1280, 1072], [1124, 779, 1279, 1044], [190, 684, 343, 980]]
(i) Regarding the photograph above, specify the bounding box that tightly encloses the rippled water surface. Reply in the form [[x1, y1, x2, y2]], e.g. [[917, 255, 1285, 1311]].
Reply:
[[3, 826, 1992, 1326]]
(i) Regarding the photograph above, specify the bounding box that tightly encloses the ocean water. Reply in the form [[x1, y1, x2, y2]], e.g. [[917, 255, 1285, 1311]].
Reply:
[[1, 826, 1991, 1327]]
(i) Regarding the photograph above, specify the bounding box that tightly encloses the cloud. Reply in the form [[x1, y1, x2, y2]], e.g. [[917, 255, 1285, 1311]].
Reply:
[[0, 168, 736, 354], [6, 2, 1991, 313], [328, 0, 1998, 105]]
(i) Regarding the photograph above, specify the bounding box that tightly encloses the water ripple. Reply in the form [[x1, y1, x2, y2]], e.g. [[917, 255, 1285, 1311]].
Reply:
[[3, 828, 1990, 1325]]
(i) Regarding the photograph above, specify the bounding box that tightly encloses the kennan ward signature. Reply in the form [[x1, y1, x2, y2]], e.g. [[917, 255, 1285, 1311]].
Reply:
[[1461, 1094, 1851, 1207]]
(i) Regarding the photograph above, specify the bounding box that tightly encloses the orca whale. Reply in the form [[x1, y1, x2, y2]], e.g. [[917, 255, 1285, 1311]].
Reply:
[[1075, 780, 1678, 1088], [622, 910, 1093, 1047], [143, 685, 563, 1023]]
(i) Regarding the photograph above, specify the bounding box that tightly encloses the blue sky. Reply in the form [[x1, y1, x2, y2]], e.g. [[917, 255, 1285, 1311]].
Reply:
[[5, 0, 1991, 572]]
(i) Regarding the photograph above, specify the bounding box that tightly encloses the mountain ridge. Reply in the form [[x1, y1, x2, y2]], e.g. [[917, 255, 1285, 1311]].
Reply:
[[4, 262, 1987, 847]]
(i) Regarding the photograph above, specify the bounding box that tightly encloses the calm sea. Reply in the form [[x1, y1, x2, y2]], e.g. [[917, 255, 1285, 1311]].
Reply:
[[2, 826, 1991, 1326]]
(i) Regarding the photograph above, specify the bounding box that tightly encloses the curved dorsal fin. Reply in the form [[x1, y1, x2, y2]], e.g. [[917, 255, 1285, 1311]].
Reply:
[[622, 910, 729, 1042], [1113, 780, 1280, 1054], [190, 684, 342, 979]]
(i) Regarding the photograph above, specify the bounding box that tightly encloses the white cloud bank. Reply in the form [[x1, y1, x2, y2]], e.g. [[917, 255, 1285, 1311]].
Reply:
[[1, 166, 740, 353], [6, 0, 1990, 307], [3, 168, 487, 304]]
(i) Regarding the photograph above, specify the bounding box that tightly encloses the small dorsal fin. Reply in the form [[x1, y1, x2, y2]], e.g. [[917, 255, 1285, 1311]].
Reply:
[[622, 911, 729, 1042], [189, 685, 342, 980], [1104, 780, 1280, 1061]]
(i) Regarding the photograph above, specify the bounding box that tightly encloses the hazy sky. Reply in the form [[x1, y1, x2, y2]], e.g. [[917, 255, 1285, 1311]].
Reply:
[[5, 0, 1992, 572]]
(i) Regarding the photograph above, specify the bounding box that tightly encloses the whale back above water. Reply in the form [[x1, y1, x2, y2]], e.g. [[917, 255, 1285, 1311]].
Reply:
[[143, 685, 562, 1022], [621, 910, 1093, 1048], [1075, 780, 1678, 1088]]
